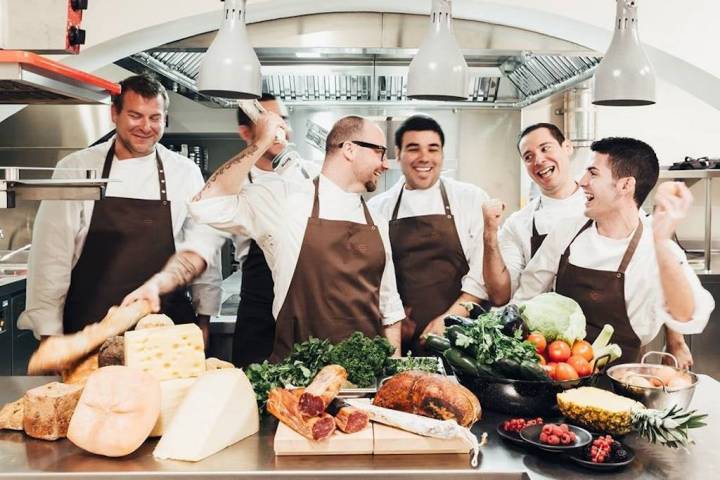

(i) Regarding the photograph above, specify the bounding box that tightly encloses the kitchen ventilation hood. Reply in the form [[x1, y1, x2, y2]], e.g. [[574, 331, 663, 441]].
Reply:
[[120, 47, 600, 109], [0, 51, 120, 104]]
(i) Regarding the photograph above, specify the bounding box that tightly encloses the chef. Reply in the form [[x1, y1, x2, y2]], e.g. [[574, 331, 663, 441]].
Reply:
[[18, 74, 224, 344], [512, 137, 713, 363], [231, 94, 319, 367], [126, 113, 405, 361], [368, 115, 489, 354]]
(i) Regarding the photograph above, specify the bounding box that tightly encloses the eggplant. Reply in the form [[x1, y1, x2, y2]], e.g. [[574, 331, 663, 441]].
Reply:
[[499, 304, 524, 336], [443, 315, 474, 328]]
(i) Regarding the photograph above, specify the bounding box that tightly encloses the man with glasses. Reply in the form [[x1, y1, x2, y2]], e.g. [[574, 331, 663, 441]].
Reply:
[[369, 115, 489, 354], [125, 113, 404, 361]]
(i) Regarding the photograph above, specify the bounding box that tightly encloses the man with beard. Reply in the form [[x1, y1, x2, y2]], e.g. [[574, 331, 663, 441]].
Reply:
[[512, 137, 713, 364], [369, 115, 488, 354], [19, 74, 223, 344], [125, 114, 404, 360]]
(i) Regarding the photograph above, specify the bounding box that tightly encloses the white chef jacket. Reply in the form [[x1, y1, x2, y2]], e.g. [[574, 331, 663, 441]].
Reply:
[[234, 161, 321, 264], [461, 186, 587, 299], [368, 176, 490, 261], [18, 138, 226, 338], [189, 174, 406, 326], [512, 213, 714, 345]]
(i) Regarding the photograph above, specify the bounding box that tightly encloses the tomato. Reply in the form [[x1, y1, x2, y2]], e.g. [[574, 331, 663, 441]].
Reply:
[[526, 332, 547, 354], [544, 362, 558, 380], [547, 340, 572, 363], [537, 353, 547, 365], [571, 340, 594, 362], [567, 355, 592, 377], [555, 362, 579, 381]]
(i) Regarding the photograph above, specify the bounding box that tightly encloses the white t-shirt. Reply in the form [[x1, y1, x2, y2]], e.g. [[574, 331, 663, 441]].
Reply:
[[189, 174, 405, 325], [19, 138, 226, 337], [512, 214, 714, 345], [462, 186, 587, 299], [368, 176, 489, 261]]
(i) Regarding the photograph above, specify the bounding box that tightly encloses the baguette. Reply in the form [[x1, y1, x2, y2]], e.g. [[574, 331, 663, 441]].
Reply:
[[28, 301, 151, 375]]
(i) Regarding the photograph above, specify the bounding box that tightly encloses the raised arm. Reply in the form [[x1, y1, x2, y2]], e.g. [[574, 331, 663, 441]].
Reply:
[[481, 199, 512, 306]]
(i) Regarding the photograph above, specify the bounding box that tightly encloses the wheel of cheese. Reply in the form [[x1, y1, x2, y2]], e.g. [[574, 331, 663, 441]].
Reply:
[[67, 366, 160, 457]]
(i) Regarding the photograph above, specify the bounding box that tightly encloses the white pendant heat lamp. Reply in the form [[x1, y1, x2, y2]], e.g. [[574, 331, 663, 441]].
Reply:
[[593, 0, 655, 106], [407, 0, 468, 101], [197, 0, 261, 99]]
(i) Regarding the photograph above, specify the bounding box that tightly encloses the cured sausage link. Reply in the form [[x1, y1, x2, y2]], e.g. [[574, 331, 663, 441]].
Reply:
[[327, 398, 369, 433], [298, 365, 348, 417], [267, 388, 336, 441]]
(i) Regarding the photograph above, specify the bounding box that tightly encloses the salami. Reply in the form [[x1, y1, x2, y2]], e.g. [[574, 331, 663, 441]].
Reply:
[[298, 365, 347, 417], [267, 388, 336, 441], [327, 398, 369, 434]]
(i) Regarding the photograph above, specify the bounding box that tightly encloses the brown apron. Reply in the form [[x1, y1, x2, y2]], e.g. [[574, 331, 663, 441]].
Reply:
[[389, 181, 469, 355], [555, 219, 643, 364], [530, 216, 547, 258], [63, 142, 195, 334], [232, 172, 276, 367], [270, 177, 386, 362]]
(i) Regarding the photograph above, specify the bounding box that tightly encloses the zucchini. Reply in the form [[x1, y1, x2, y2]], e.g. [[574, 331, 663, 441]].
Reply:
[[424, 334, 451, 353], [474, 361, 498, 378], [494, 358, 523, 380], [519, 360, 548, 381], [444, 348, 479, 377]]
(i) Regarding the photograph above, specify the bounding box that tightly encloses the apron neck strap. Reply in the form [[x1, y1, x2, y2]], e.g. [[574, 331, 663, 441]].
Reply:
[[103, 141, 167, 202], [248, 172, 254, 184], [391, 180, 450, 221], [562, 219, 594, 256], [618, 220, 643, 273], [312, 177, 374, 225]]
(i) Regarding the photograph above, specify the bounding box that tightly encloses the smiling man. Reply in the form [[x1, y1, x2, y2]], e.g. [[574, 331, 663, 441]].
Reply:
[[126, 113, 405, 361], [512, 137, 713, 364], [19, 74, 224, 341], [369, 115, 489, 354]]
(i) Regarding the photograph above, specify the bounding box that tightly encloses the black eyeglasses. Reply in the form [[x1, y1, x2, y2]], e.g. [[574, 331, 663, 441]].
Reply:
[[339, 140, 387, 159]]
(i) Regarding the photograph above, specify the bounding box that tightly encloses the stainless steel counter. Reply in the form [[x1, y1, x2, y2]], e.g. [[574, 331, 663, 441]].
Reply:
[[0, 375, 717, 480]]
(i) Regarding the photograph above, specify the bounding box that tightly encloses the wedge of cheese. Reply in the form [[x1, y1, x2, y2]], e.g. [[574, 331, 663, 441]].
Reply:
[[124, 324, 205, 381], [149, 378, 197, 437], [153, 369, 259, 462]]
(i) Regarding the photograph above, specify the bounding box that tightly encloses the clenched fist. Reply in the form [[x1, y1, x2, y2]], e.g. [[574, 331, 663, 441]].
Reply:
[[653, 182, 693, 242]]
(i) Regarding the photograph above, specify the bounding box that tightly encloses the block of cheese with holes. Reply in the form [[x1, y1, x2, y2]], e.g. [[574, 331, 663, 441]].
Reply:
[[124, 324, 206, 381]]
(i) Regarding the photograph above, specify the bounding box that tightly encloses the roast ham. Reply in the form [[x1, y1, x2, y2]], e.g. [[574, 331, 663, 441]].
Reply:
[[267, 388, 336, 441], [298, 365, 347, 417], [373, 371, 481, 427]]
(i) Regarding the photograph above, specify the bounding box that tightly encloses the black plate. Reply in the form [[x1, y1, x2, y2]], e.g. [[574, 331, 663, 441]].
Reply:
[[567, 439, 636, 471], [496, 423, 529, 446], [519, 424, 592, 452]]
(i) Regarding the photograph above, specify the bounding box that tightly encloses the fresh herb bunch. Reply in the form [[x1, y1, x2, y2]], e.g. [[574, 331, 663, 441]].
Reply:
[[385, 355, 441, 375], [453, 311, 538, 366], [328, 332, 395, 387]]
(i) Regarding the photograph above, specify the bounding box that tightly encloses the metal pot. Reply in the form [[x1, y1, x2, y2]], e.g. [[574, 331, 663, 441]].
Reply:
[[607, 351, 698, 410]]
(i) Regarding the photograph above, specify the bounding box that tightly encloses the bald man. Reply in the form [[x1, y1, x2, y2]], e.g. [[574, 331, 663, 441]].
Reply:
[[125, 114, 404, 361]]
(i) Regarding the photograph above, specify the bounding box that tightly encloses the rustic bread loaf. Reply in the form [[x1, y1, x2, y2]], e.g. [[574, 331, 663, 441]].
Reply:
[[23, 382, 83, 440], [0, 398, 24, 430], [98, 336, 125, 367]]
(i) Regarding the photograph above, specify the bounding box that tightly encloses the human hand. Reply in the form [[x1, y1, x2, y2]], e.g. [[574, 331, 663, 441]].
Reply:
[[121, 278, 162, 313], [420, 316, 446, 343], [482, 199, 506, 232], [653, 182, 693, 242], [665, 338, 694, 370], [254, 111, 288, 147]]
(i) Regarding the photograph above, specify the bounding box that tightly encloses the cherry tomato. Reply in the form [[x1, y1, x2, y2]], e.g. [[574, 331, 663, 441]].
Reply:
[[571, 340, 594, 362], [526, 332, 547, 354], [567, 355, 592, 377], [555, 362, 579, 381], [547, 340, 572, 363]]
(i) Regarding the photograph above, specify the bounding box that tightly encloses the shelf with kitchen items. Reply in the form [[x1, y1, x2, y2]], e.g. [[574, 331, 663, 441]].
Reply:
[[658, 169, 720, 274], [160, 134, 247, 181]]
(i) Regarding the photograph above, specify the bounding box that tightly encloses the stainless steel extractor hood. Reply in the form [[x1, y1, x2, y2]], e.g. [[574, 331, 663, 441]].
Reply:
[[0, 51, 120, 104]]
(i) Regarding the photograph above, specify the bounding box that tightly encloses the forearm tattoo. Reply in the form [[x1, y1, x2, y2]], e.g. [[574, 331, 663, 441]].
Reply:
[[193, 144, 260, 201]]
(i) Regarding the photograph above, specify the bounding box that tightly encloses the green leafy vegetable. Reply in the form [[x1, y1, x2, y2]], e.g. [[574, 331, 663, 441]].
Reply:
[[385, 355, 441, 375], [520, 292, 587, 344], [329, 332, 395, 387]]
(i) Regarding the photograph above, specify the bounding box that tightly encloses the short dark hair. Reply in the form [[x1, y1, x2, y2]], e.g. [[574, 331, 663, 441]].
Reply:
[[517, 123, 566, 151], [112, 74, 169, 113], [325, 116, 366, 154], [236, 92, 278, 126], [590, 137, 659, 207], [394, 115, 445, 149]]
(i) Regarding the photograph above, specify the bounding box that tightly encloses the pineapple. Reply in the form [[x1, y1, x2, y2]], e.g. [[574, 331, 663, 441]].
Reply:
[[557, 387, 707, 448]]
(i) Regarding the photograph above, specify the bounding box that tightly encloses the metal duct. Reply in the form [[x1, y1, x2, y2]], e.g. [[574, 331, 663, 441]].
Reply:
[[563, 81, 596, 148]]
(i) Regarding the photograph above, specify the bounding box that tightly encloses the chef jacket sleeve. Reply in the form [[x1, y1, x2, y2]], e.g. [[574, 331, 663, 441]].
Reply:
[[178, 165, 230, 317], [17, 159, 88, 338], [498, 214, 529, 296], [652, 240, 714, 335], [376, 217, 406, 326], [511, 224, 566, 302]]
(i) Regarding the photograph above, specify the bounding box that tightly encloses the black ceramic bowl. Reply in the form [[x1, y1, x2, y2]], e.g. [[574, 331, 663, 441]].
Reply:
[[453, 370, 602, 416], [568, 437, 635, 470], [519, 424, 592, 452]]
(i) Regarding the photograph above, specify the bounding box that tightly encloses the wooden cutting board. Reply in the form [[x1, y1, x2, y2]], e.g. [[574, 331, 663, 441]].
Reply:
[[273, 421, 374, 455], [372, 423, 471, 455]]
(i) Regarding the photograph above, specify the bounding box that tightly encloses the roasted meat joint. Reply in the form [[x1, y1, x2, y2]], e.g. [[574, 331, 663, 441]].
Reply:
[[0, 1, 718, 479]]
